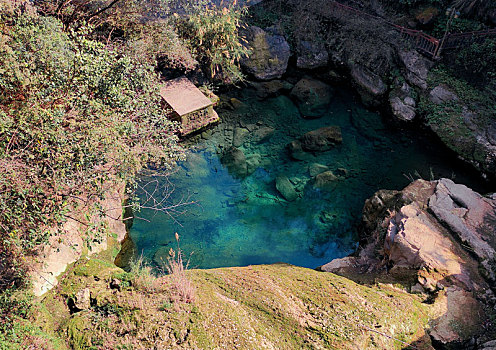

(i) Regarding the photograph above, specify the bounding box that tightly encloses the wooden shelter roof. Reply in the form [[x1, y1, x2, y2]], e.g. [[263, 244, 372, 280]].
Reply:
[[159, 77, 213, 116]]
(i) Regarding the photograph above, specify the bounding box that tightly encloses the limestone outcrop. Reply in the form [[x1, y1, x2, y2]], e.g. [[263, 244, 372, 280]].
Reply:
[[296, 40, 329, 70], [29, 183, 127, 296], [289, 78, 334, 118], [240, 26, 290, 81], [299, 126, 342, 152], [321, 179, 496, 347]]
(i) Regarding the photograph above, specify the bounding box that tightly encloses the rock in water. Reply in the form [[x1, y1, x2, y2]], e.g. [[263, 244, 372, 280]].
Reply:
[[240, 26, 290, 81], [253, 126, 274, 143], [300, 126, 342, 152], [290, 78, 334, 118], [314, 171, 338, 190], [221, 146, 247, 178], [233, 127, 249, 147], [287, 140, 309, 161], [309, 163, 329, 177], [246, 154, 261, 175], [275, 175, 298, 201]]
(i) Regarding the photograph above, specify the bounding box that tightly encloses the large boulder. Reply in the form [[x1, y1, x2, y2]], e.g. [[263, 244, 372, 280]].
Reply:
[[221, 146, 247, 178], [429, 178, 496, 283], [389, 79, 416, 122], [349, 64, 387, 106], [321, 179, 496, 347], [240, 26, 290, 81], [429, 85, 459, 104], [290, 78, 334, 118], [296, 40, 329, 70], [389, 96, 416, 122], [275, 175, 298, 201], [300, 126, 342, 152], [287, 140, 310, 161], [398, 50, 433, 90], [313, 171, 338, 190]]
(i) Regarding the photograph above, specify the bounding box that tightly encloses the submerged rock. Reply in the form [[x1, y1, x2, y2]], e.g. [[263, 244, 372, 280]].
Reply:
[[308, 163, 329, 177], [233, 127, 249, 147], [314, 171, 338, 190], [221, 146, 247, 178], [300, 126, 342, 152], [252, 126, 274, 143], [287, 140, 310, 161], [290, 78, 334, 118], [275, 175, 298, 201], [240, 26, 290, 81], [246, 153, 261, 175]]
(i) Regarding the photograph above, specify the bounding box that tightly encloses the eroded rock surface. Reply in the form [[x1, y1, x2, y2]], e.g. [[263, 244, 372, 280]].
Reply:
[[296, 40, 329, 69], [398, 50, 433, 90], [322, 179, 496, 347], [240, 26, 290, 81], [349, 64, 387, 106], [300, 126, 342, 152], [290, 78, 334, 118]]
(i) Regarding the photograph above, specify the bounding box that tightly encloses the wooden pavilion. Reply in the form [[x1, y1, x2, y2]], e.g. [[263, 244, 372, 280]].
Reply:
[[159, 76, 219, 136]]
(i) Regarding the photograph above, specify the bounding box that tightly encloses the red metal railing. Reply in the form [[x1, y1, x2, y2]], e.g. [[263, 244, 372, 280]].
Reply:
[[326, 0, 496, 58]]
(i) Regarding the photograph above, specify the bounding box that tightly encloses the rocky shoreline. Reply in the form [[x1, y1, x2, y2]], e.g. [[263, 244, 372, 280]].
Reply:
[[322, 178, 496, 348], [241, 0, 496, 180]]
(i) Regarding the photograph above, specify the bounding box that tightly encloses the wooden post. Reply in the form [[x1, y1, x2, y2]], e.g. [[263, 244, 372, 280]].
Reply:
[[435, 7, 456, 59]]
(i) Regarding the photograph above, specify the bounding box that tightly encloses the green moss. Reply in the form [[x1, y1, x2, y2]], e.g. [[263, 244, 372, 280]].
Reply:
[[65, 314, 93, 350], [73, 258, 119, 278]]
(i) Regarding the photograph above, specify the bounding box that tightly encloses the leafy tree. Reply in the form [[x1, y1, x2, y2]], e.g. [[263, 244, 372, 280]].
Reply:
[[174, 1, 250, 83], [0, 7, 183, 289]]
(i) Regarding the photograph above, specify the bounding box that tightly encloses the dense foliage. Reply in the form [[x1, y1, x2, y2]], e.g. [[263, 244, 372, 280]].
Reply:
[[0, 0, 250, 344], [0, 2, 184, 290], [175, 1, 250, 83]]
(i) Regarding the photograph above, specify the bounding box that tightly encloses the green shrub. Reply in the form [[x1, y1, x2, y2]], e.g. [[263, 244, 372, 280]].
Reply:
[[175, 1, 250, 83], [0, 8, 183, 289]]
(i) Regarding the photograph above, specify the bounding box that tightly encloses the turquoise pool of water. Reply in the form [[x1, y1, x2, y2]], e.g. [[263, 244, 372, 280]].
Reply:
[[130, 85, 485, 270]]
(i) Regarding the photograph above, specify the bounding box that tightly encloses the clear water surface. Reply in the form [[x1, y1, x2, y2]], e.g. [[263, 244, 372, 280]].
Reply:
[[130, 85, 486, 270]]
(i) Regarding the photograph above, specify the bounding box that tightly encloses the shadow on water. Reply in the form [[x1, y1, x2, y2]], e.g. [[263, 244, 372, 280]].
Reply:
[[130, 85, 489, 270]]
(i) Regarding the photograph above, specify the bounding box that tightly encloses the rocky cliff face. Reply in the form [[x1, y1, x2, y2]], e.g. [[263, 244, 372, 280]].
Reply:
[[28, 182, 127, 296], [246, 0, 496, 180], [322, 179, 496, 348]]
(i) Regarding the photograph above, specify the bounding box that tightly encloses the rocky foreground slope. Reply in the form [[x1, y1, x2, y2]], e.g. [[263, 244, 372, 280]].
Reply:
[[24, 178, 494, 350], [322, 178, 496, 349]]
